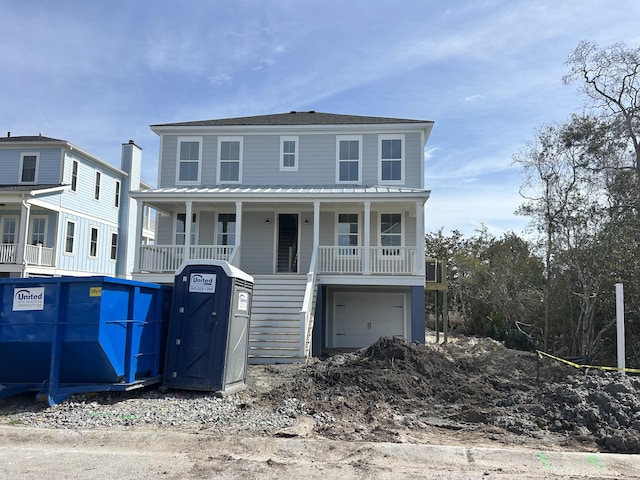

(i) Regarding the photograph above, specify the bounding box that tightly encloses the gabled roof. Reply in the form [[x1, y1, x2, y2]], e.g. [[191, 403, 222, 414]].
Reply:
[[152, 111, 433, 128], [0, 135, 66, 143]]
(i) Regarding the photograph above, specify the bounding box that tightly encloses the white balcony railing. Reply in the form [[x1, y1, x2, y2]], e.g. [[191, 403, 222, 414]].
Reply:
[[138, 244, 235, 273], [24, 244, 55, 266], [317, 246, 417, 275], [0, 244, 16, 264]]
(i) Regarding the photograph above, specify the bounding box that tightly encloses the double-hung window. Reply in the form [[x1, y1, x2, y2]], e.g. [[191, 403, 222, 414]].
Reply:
[[110, 233, 118, 260], [336, 136, 362, 184], [89, 227, 99, 258], [20, 153, 38, 183], [114, 181, 121, 208], [216, 213, 236, 246], [380, 213, 402, 255], [217, 137, 242, 183], [337, 213, 359, 255], [176, 136, 202, 184], [379, 134, 405, 183], [64, 220, 75, 254], [71, 160, 78, 192], [1, 217, 17, 244], [280, 136, 298, 171], [30, 217, 47, 245], [175, 213, 197, 246], [94, 171, 101, 200]]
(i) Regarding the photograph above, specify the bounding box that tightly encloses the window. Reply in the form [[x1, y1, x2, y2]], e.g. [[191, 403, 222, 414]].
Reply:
[[110, 233, 118, 260], [114, 181, 120, 207], [217, 137, 242, 183], [64, 221, 75, 254], [20, 153, 38, 183], [94, 171, 101, 200], [1, 217, 17, 244], [175, 213, 197, 245], [216, 213, 236, 245], [280, 136, 298, 171], [89, 227, 98, 258], [337, 213, 359, 255], [379, 135, 405, 183], [71, 160, 78, 192], [30, 217, 47, 245], [336, 136, 361, 184], [176, 136, 202, 184], [380, 213, 402, 255]]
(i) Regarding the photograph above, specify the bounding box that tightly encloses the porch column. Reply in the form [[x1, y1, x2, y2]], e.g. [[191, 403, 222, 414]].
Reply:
[[363, 201, 371, 274], [19, 199, 31, 268], [313, 201, 320, 248], [133, 200, 144, 272], [184, 201, 192, 260], [416, 201, 425, 275], [234, 201, 242, 265]]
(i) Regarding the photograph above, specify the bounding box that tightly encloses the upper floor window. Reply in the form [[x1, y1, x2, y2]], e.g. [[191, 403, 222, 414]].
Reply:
[[94, 171, 101, 200], [337, 213, 359, 255], [71, 160, 78, 192], [280, 136, 298, 171], [380, 213, 402, 255], [110, 233, 118, 260], [20, 153, 38, 183], [336, 136, 362, 184], [379, 135, 405, 184], [175, 213, 197, 245], [177, 136, 202, 184], [64, 220, 75, 254], [30, 217, 47, 245], [217, 213, 236, 246], [114, 181, 121, 207], [89, 227, 98, 258], [217, 137, 242, 184]]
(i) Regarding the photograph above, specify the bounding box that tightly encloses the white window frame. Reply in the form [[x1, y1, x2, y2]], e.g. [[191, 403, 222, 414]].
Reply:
[[280, 136, 299, 171], [94, 171, 101, 200], [19, 153, 39, 184], [176, 136, 203, 185], [89, 226, 99, 258], [29, 216, 48, 245], [335, 135, 362, 184], [378, 134, 405, 184], [336, 212, 360, 256], [70, 160, 78, 192], [174, 213, 198, 246], [110, 232, 118, 261], [217, 136, 243, 184], [1, 216, 18, 244], [216, 213, 236, 246], [114, 180, 121, 208], [379, 212, 404, 255], [64, 220, 76, 255]]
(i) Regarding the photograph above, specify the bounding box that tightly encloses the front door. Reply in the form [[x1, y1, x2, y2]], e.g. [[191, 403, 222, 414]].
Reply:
[[276, 214, 298, 273]]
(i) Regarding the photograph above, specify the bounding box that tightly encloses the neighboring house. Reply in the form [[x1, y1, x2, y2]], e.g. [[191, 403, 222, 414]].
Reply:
[[130, 111, 434, 363], [0, 134, 154, 278]]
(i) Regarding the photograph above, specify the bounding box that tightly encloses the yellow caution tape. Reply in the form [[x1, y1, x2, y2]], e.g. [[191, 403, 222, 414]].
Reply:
[[536, 350, 640, 374]]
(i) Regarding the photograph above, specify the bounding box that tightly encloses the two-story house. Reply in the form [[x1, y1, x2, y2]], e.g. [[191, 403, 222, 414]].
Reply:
[[0, 134, 154, 278], [130, 111, 433, 363]]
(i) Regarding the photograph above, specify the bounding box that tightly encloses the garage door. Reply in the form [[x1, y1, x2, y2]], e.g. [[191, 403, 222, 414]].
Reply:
[[333, 292, 405, 348]]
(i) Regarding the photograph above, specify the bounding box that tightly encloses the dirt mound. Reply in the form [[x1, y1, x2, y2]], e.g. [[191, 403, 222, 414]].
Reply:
[[262, 336, 640, 452]]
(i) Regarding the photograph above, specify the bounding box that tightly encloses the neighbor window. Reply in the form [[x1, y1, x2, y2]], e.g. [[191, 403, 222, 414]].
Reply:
[[217, 137, 242, 183], [176, 136, 202, 184], [1, 217, 17, 244], [89, 227, 98, 258], [64, 221, 75, 254], [110, 233, 118, 260], [280, 136, 298, 171], [216, 213, 236, 246], [20, 153, 38, 183], [94, 171, 101, 200], [71, 160, 78, 192], [114, 181, 120, 207], [380, 213, 402, 255], [379, 135, 404, 183], [337, 213, 359, 255], [30, 217, 47, 245], [336, 136, 361, 184], [175, 213, 197, 245]]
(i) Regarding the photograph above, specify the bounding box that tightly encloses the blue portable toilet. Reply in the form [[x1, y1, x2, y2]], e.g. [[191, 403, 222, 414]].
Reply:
[[164, 260, 253, 396]]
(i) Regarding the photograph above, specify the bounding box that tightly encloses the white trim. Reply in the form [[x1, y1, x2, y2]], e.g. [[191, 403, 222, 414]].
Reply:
[[335, 135, 362, 184], [335, 211, 360, 256], [175, 136, 203, 185], [217, 136, 243, 184], [88, 225, 99, 258], [27, 197, 119, 228], [279, 135, 299, 171], [64, 219, 76, 255], [1, 216, 18, 243], [378, 211, 404, 251], [378, 134, 405, 185], [19, 152, 39, 184], [29, 215, 48, 246]]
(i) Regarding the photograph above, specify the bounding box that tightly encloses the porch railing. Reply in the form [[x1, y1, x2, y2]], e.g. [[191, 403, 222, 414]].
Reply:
[[138, 244, 234, 273], [24, 244, 55, 266], [0, 244, 16, 264], [317, 246, 417, 275]]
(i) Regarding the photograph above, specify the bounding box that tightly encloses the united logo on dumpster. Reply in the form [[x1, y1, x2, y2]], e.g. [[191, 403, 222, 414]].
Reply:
[[13, 287, 45, 311], [189, 273, 216, 293]]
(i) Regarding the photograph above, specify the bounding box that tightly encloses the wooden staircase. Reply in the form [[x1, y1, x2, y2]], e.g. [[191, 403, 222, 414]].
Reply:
[[248, 274, 309, 364]]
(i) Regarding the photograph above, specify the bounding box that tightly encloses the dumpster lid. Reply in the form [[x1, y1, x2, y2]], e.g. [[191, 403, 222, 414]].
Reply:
[[175, 260, 254, 283]]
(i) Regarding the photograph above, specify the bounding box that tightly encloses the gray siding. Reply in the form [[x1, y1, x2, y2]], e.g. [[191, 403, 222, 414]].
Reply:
[[239, 211, 275, 274]]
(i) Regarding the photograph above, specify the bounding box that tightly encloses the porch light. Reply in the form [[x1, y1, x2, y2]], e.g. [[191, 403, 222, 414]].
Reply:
[[265, 218, 271, 223], [304, 219, 309, 224]]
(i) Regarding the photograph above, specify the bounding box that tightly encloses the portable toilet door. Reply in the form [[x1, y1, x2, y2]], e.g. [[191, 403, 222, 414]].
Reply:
[[164, 260, 254, 396]]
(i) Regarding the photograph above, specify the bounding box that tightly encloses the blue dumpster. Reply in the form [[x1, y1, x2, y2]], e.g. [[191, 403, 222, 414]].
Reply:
[[0, 276, 171, 405], [164, 260, 253, 396]]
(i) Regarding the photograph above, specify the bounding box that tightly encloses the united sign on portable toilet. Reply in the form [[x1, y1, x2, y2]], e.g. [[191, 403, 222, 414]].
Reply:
[[164, 260, 254, 396]]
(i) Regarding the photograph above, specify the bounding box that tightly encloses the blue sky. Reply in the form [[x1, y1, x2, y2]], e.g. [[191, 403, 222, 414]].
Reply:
[[3, 0, 639, 237]]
